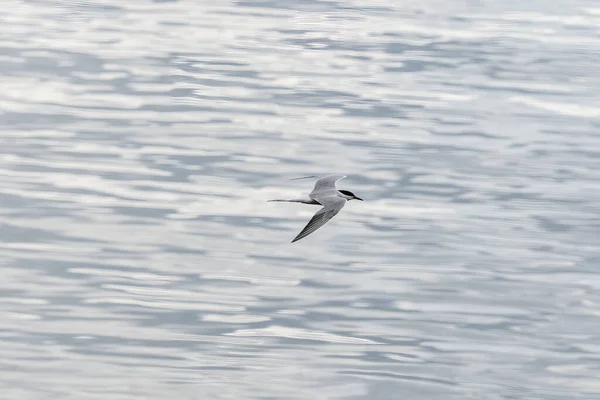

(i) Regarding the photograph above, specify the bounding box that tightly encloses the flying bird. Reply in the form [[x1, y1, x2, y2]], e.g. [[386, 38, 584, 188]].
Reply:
[[269, 174, 362, 243]]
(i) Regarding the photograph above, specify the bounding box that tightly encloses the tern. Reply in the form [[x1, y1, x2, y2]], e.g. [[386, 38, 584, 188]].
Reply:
[[269, 174, 363, 243]]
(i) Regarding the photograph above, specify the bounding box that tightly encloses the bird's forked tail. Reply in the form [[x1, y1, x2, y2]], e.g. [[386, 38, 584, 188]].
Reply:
[[267, 196, 320, 205]]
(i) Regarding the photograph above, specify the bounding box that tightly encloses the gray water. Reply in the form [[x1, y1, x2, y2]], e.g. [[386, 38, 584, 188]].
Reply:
[[2, 1, 600, 399]]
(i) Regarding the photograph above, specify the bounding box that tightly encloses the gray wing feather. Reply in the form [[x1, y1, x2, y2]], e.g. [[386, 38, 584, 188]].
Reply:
[[291, 197, 346, 243], [310, 174, 346, 196]]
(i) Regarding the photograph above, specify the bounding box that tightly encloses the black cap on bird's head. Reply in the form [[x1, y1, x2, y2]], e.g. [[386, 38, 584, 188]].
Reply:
[[339, 189, 363, 201]]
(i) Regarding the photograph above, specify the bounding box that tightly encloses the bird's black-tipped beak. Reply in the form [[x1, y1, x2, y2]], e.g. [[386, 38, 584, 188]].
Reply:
[[354, 196, 363, 201]]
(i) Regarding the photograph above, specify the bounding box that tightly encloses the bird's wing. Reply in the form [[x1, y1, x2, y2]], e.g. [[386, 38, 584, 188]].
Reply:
[[309, 174, 346, 197], [291, 196, 346, 243]]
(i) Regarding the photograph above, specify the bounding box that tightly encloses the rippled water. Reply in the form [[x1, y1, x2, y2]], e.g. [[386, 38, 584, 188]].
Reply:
[[2, 1, 600, 399]]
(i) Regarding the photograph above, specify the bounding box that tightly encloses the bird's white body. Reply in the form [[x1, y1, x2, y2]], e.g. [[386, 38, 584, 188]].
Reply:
[[269, 174, 362, 243]]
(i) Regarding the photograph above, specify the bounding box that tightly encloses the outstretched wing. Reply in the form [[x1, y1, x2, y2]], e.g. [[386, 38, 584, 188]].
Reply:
[[291, 196, 346, 243], [310, 174, 346, 197]]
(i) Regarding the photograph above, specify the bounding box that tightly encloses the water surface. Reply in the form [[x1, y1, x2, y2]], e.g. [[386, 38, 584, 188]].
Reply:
[[1, 0, 600, 399]]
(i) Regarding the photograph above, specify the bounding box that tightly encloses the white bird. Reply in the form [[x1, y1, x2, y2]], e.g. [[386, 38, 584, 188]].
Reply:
[[269, 174, 363, 243]]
